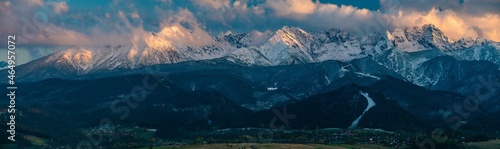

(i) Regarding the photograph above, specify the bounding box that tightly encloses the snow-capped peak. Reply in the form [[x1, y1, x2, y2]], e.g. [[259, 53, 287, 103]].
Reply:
[[388, 24, 453, 52], [266, 26, 313, 48], [221, 30, 274, 48], [149, 25, 216, 48], [144, 33, 173, 50], [473, 36, 493, 46], [386, 30, 394, 41]]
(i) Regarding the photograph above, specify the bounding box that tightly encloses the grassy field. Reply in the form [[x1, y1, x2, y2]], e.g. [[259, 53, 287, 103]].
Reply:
[[136, 143, 391, 149], [466, 139, 500, 149], [23, 135, 49, 146]]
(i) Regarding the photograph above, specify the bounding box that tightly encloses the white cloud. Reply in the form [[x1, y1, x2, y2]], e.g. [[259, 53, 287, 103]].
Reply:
[[384, 8, 500, 41], [193, 0, 231, 10], [131, 11, 140, 19], [51, 1, 69, 15], [0, 1, 11, 14], [28, 24, 92, 45], [310, 4, 374, 29], [26, 0, 44, 7], [375, 0, 500, 41], [254, 0, 500, 41], [265, 0, 317, 19], [154, 0, 172, 4], [248, 30, 273, 46], [118, 11, 126, 18], [157, 9, 215, 46]]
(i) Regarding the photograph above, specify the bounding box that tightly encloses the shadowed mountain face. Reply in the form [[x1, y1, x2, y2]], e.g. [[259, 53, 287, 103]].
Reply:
[[1, 62, 498, 144], [0, 61, 7, 69]]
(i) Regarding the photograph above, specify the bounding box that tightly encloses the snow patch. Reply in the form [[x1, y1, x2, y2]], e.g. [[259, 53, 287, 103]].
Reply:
[[191, 83, 196, 91], [324, 75, 331, 85], [355, 72, 381, 80], [349, 91, 376, 129], [267, 87, 278, 91]]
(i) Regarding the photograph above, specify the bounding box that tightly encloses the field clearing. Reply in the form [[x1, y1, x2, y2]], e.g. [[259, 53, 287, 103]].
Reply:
[[466, 139, 500, 149]]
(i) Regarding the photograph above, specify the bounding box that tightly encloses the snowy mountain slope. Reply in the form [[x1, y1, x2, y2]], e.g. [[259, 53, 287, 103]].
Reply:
[[446, 43, 500, 65], [18, 28, 236, 74], [222, 30, 273, 48], [387, 24, 453, 52], [415, 56, 499, 96], [225, 26, 392, 66], [224, 26, 319, 66], [258, 26, 316, 65]]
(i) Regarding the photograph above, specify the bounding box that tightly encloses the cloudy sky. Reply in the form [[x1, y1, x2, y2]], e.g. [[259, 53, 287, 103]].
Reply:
[[0, 0, 499, 64]]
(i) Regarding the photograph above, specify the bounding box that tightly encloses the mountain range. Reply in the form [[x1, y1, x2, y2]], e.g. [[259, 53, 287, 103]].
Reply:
[[7, 24, 499, 81], [3, 23, 500, 109], [5, 24, 499, 101]]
